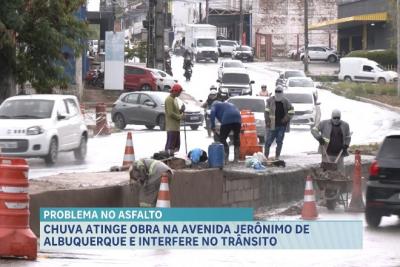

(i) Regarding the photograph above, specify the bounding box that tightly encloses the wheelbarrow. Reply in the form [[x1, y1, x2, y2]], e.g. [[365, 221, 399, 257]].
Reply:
[[314, 146, 352, 210]]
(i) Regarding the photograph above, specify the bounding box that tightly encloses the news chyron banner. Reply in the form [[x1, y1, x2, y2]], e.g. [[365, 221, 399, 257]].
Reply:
[[40, 208, 362, 249]]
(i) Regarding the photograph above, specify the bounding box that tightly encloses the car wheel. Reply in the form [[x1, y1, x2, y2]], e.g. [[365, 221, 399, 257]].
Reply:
[[378, 78, 386, 85], [114, 113, 126, 130], [74, 135, 87, 161], [214, 57, 218, 63], [190, 125, 199, 130], [195, 56, 200, 63], [164, 85, 171, 92], [258, 136, 265, 144], [158, 115, 166, 131], [145, 125, 155, 130], [141, 84, 151, 91], [45, 137, 58, 165], [344, 76, 352, 82], [328, 55, 337, 63], [365, 208, 382, 228]]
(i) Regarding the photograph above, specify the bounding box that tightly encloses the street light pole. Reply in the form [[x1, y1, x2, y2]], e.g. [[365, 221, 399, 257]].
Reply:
[[304, 0, 309, 73], [239, 0, 243, 45], [397, 0, 400, 97]]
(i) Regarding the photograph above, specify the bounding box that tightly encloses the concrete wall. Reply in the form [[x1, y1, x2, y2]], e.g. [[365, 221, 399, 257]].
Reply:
[[252, 0, 338, 56], [29, 161, 372, 236]]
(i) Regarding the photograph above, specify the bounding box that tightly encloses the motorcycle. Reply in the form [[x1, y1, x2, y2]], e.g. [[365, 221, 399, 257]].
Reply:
[[85, 69, 104, 88], [184, 66, 192, 81]]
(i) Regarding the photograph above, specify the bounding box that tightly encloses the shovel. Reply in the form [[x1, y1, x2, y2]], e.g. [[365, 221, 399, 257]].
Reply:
[[321, 145, 343, 171]]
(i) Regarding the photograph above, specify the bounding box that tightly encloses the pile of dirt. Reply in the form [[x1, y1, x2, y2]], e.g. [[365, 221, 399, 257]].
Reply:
[[276, 203, 302, 216], [349, 143, 380, 156], [311, 168, 350, 181]]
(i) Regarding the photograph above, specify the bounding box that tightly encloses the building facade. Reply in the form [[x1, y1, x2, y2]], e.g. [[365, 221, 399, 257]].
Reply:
[[252, 0, 337, 56], [310, 0, 397, 54]]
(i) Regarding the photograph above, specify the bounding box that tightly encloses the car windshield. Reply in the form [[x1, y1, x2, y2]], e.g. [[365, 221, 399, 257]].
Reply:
[[222, 73, 250, 84], [235, 46, 251, 51], [223, 61, 244, 68], [288, 79, 314, 87], [285, 71, 306, 78], [378, 136, 400, 159], [376, 64, 385, 72], [228, 99, 265, 113], [0, 99, 54, 119], [197, 39, 217, 47], [285, 93, 313, 104]]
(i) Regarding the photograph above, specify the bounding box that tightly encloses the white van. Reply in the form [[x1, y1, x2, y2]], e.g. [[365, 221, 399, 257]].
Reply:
[[338, 57, 398, 84]]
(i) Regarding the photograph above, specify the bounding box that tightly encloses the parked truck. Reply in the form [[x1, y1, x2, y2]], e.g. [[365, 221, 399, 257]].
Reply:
[[185, 24, 218, 63]]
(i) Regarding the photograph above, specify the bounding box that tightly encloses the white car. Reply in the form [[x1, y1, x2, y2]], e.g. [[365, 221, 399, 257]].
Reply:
[[0, 95, 88, 165], [217, 59, 245, 79], [284, 89, 320, 126], [227, 96, 268, 143], [148, 68, 177, 91], [300, 45, 338, 63], [284, 77, 318, 101], [217, 40, 239, 56]]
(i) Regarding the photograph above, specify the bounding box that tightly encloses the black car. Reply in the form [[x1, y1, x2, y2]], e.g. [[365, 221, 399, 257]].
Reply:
[[231, 45, 254, 62], [365, 135, 400, 227]]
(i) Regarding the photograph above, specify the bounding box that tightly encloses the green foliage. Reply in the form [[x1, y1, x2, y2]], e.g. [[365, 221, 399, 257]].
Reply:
[[330, 82, 397, 97], [0, 0, 90, 93], [125, 41, 147, 63], [346, 50, 397, 67]]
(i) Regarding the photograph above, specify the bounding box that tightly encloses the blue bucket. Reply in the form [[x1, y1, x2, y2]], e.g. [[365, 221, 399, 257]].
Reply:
[[208, 142, 224, 168]]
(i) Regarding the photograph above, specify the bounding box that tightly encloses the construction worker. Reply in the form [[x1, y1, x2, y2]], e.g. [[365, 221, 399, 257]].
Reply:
[[257, 84, 269, 96], [165, 83, 185, 155], [264, 86, 294, 160], [311, 109, 351, 174], [129, 158, 173, 207], [210, 101, 242, 163]]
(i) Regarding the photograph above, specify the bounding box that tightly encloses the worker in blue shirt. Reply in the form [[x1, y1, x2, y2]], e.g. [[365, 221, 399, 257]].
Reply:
[[210, 101, 242, 163]]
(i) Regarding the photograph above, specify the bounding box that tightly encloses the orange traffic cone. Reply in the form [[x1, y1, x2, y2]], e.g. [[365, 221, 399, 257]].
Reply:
[[122, 132, 135, 167], [348, 150, 365, 212], [301, 175, 318, 220], [156, 174, 171, 208]]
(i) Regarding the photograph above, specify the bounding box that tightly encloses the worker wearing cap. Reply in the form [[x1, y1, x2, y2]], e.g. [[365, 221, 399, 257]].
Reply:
[[257, 84, 269, 97], [264, 86, 294, 160], [165, 83, 185, 155], [311, 109, 351, 174], [129, 159, 173, 207]]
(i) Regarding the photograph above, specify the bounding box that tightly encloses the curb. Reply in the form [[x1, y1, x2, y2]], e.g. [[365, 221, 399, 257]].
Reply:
[[355, 96, 400, 113]]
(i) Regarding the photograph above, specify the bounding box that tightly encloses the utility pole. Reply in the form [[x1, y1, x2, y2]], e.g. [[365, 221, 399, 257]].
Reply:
[[304, 0, 309, 73], [199, 3, 202, 23], [146, 0, 155, 68], [154, 0, 165, 70], [206, 0, 209, 24], [397, 0, 400, 97], [239, 0, 243, 45]]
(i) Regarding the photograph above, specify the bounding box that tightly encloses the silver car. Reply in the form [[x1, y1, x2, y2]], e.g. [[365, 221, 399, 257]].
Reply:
[[227, 96, 268, 143], [111, 91, 204, 130]]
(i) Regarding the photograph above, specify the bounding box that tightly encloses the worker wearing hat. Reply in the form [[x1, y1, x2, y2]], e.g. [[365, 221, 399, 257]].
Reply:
[[311, 109, 351, 174], [165, 83, 185, 155]]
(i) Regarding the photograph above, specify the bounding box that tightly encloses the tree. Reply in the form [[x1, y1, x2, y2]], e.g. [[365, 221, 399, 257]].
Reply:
[[0, 0, 89, 100]]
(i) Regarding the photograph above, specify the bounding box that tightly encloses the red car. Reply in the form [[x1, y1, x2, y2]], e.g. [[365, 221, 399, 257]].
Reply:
[[124, 65, 157, 91]]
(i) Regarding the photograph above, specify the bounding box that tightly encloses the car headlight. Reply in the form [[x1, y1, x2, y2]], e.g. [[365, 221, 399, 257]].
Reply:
[[220, 88, 228, 93], [27, 126, 44, 135]]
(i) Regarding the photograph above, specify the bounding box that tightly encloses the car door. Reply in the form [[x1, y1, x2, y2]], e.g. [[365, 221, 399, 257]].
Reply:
[[355, 65, 376, 82], [124, 66, 135, 90], [121, 93, 140, 124], [64, 98, 82, 149], [137, 93, 158, 125], [55, 99, 73, 150]]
